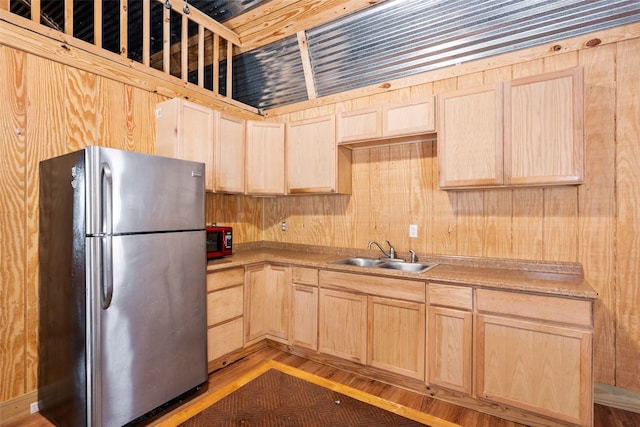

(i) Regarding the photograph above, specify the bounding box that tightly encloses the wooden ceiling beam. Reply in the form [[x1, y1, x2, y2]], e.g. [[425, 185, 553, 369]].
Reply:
[[226, 0, 381, 53]]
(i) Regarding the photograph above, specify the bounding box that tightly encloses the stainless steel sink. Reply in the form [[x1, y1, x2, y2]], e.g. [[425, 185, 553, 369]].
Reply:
[[332, 257, 437, 273], [377, 261, 438, 273], [332, 257, 385, 267]]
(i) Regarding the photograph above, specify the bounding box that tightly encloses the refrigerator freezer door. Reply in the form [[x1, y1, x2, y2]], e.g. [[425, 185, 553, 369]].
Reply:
[[85, 146, 205, 236], [91, 230, 207, 426]]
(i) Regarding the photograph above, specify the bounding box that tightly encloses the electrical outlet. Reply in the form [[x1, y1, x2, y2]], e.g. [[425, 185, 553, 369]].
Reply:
[[30, 401, 40, 414], [281, 221, 287, 231], [409, 224, 418, 238]]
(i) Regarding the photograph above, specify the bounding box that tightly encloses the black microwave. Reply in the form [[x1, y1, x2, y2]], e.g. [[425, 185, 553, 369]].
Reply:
[[206, 226, 232, 259]]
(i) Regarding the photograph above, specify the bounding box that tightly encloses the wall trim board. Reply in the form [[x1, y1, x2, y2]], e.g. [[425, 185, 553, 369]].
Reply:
[[0, 11, 261, 119], [595, 383, 640, 414], [0, 389, 38, 424]]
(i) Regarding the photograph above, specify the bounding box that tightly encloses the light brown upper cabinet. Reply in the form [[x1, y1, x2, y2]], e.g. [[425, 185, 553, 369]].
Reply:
[[438, 68, 584, 189], [214, 112, 245, 194], [155, 98, 215, 191], [245, 121, 285, 195], [286, 115, 352, 194], [337, 97, 436, 147]]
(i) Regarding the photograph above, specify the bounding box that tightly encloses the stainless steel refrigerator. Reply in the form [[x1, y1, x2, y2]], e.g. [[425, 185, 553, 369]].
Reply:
[[38, 146, 208, 427]]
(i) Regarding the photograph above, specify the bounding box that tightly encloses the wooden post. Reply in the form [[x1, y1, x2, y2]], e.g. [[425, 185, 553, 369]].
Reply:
[[120, 0, 128, 56], [95, 0, 102, 48], [181, 13, 188, 80], [142, 0, 150, 66], [31, 0, 40, 24], [163, 4, 170, 74], [198, 26, 204, 87], [65, 0, 73, 35]]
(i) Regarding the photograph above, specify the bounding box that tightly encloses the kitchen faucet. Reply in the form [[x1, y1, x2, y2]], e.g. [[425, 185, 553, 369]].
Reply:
[[368, 240, 396, 260]]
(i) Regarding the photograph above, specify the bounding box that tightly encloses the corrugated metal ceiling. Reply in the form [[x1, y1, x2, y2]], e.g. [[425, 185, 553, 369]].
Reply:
[[231, 0, 640, 111], [8, 0, 640, 112]]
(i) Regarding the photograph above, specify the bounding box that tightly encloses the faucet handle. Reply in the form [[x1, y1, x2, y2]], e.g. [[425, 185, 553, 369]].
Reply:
[[385, 240, 395, 259]]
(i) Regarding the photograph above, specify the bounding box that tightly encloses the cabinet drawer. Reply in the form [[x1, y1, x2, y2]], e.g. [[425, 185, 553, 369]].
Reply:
[[207, 267, 244, 292], [476, 288, 592, 327], [292, 267, 318, 286], [207, 317, 243, 362], [320, 270, 425, 303], [207, 285, 243, 326], [428, 283, 472, 310]]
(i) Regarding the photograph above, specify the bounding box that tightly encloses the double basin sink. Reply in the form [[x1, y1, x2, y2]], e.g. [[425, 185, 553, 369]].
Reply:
[[332, 257, 437, 274]]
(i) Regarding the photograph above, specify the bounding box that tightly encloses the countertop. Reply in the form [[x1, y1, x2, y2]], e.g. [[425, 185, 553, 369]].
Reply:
[[207, 242, 597, 300]]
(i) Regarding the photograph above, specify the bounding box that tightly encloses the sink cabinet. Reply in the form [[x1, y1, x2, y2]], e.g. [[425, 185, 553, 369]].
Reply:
[[206, 267, 244, 365], [369, 296, 425, 380], [427, 283, 473, 395], [245, 263, 290, 345], [318, 288, 368, 363], [318, 270, 426, 377]]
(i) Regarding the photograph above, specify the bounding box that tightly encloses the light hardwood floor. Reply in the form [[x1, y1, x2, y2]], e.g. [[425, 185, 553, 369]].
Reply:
[[6, 346, 640, 427]]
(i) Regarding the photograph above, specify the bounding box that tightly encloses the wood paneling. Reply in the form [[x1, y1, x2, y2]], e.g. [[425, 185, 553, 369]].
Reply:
[[260, 38, 632, 393], [2, 21, 640, 407], [615, 38, 640, 391], [578, 43, 616, 385], [0, 45, 166, 402], [0, 46, 27, 402]]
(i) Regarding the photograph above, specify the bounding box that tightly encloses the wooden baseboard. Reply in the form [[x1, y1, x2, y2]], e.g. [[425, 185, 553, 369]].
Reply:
[[594, 383, 640, 414], [0, 390, 38, 425]]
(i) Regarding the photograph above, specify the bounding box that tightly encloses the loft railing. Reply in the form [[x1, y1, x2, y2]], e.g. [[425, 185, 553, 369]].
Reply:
[[0, 0, 240, 100]]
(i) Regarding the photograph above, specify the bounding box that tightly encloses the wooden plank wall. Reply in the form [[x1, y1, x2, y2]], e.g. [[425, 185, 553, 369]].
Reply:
[[0, 44, 162, 402], [1, 21, 639, 408], [262, 37, 640, 392]]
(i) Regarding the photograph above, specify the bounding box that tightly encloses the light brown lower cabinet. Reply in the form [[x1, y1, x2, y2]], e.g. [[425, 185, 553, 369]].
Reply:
[[427, 283, 473, 395], [368, 296, 425, 380], [289, 267, 319, 350], [206, 268, 244, 363], [475, 289, 593, 426], [318, 288, 368, 363], [428, 306, 472, 394], [244, 263, 290, 345], [318, 270, 426, 376]]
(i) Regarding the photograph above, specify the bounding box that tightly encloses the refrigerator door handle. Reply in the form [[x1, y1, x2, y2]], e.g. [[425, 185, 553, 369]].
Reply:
[[101, 162, 113, 235], [101, 235, 113, 309], [101, 162, 114, 309]]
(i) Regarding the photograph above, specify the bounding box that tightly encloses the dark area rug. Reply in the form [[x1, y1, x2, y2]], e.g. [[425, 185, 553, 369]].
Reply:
[[178, 368, 429, 426]]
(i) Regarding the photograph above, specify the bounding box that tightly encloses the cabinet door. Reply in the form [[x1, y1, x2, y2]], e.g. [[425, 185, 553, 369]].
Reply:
[[476, 314, 592, 426], [383, 97, 435, 137], [245, 121, 285, 195], [505, 68, 584, 185], [286, 115, 351, 194], [318, 288, 367, 363], [368, 296, 425, 380], [214, 112, 245, 193], [438, 83, 504, 188], [337, 107, 382, 143], [155, 98, 215, 191], [244, 264, 289, 345], [428, 306, 472, 394], [290, 284, 318, 350]]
